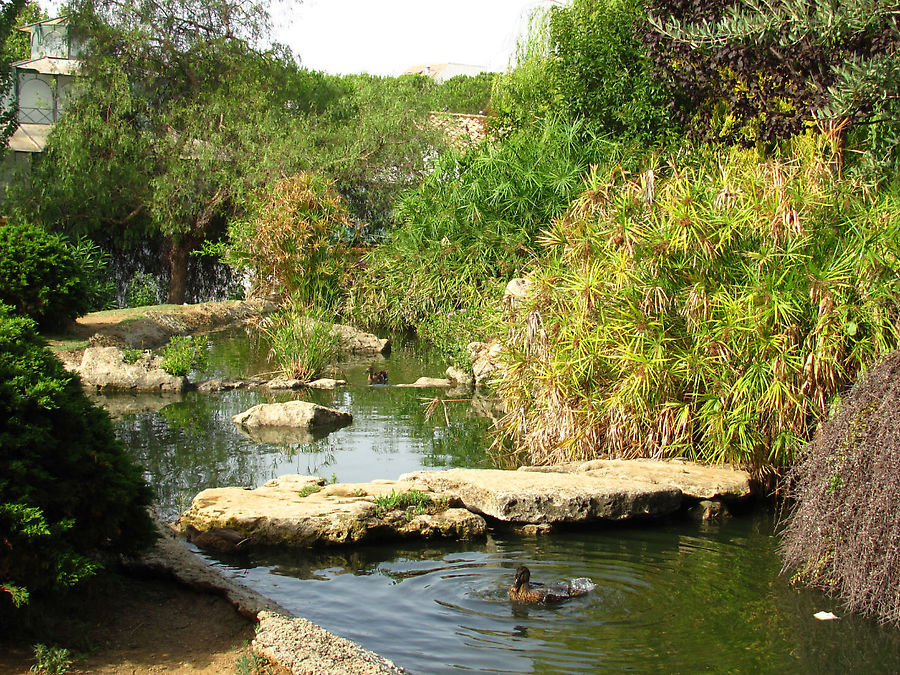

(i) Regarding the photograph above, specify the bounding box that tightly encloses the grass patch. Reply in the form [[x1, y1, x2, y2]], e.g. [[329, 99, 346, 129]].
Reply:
[[372, 489, 437, 518], [256, 307, 340, 382], [296, 484, 322, 498], [159, 335, 209, 376]]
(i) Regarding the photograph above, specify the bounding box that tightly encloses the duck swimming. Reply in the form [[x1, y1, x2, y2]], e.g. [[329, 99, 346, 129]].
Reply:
[[366, 366, 388, 384], [508, 566, 588, 603]]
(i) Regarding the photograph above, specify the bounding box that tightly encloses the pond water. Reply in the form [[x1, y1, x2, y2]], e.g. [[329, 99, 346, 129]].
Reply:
[[102, 327, 900, 673]]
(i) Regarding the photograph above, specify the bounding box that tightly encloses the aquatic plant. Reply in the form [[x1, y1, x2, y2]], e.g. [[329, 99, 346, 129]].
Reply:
[[780, 350, 900, 625], [372, 490, 434, 518], [496, 139, 900, 476], [256, 307, 340, 382], [159, 335, 209, 377]]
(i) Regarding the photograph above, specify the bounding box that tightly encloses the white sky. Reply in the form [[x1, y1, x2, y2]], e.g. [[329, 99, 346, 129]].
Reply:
[[40, 0, 557, 76], [273, 0, 556, 75]]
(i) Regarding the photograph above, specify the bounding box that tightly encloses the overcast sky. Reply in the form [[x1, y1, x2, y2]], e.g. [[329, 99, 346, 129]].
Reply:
[[39, 0, 557, 76], [272, 0, 556, 75]]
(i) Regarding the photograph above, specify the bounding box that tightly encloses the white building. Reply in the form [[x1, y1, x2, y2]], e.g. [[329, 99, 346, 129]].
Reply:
[[6, 16, 81, 159]]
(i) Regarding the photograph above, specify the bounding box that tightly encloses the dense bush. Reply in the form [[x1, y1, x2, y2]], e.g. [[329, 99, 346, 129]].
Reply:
[[429, 73, 495, 115], [781, 351, 900, 624], [348, 118, 623, 343], [0, 221, 95, 331], [224, 172, 357, 310], [496, 139, 900, 476], [549, 0, 676, 145], [0, 305, 156, 609], [642, 0, 900, 157]]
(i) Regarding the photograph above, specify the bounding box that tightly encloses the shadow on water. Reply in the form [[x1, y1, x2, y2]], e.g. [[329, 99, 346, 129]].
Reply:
[[103, 327, 900, 673]]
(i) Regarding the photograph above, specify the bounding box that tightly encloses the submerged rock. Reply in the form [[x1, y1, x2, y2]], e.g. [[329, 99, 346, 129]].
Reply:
[[394, 377, 454, 388], [232, 400, 352, 431], [176, 476, 486, 547], [77, 346, 187, 392]]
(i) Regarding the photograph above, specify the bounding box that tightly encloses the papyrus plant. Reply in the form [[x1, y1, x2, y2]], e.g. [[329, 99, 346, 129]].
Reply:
[[496, 139, 900, 477]]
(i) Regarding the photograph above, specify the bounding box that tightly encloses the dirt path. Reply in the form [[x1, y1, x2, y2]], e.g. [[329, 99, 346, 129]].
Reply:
[[0, 572, 286, 675]]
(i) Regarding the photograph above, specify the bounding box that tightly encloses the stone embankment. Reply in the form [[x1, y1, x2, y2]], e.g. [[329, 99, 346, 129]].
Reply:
[[176, 475, 485, 546], [176, 460, 753, 548]]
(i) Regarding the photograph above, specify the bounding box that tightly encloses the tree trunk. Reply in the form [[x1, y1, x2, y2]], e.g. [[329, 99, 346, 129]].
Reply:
[[167, 237, 192, 304]]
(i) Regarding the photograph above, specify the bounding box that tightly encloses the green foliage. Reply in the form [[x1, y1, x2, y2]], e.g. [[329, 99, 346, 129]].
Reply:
[[30, 643, 73, 674], [256, 307, 340, 382], [549, 0, 677, 145], [2, 1, 44, 64], [121, 348, 142, 365], [643, 0, 900, 159], [159, 335, 209, 377], [349, 117, 622, 344], [0, 221, 94, 331], [69, 238, 116, 312], [225, 172, 356, 308], [125, 271, 164, 308], [371, 489, 434, 517], [296, 484, 322, 498], [496, 140, 900, 475], [0, 305, 156, 609], [429, 73, 495, 115], [0, 0, 27, 148], [781, 351, 900, 624]]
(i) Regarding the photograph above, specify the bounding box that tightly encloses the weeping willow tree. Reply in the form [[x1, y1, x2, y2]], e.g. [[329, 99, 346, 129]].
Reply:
[[496, 136, 900, 478]]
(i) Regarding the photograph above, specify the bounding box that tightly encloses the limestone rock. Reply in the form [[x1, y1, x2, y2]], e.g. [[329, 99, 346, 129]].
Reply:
[[445, 366, 474, 387], [306, 378, 347, 389], [78, 346, 187, 392], [265, 377, 307, 390], [502, 277, 533, 313], [233, 400, 352, 431], [400, 468, 682, 524], [394, 377, 453, 388], [519, 458, 752, 501], [176, 477, 485, 547], [688, 499, 732, 522], [467, 341, 504, 386], [331, 322, 391, 355]]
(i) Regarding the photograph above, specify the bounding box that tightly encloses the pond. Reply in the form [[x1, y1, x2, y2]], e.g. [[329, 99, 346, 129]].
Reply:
[[101, 327, 900, 674]]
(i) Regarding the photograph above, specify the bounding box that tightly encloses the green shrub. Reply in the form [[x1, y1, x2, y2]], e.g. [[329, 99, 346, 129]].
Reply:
[[349, 117, 623, 341], [496, 140, 900, 476], [30, 643, 73, 674], [0, 304, 156, 610], [0, 222, 93, 331], [125, 271, 164, 308], [69, 238, 116, 312], [159, 335, 209, 377], [224, 172, 356, 310]]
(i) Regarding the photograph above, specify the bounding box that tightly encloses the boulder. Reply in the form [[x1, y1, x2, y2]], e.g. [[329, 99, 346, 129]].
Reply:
[[232, 400, 352, 431], [445, 366, 474, 387], [518, 458, 752, 501], [400, 468, 682, 524], [394, 377, 454, 388], [467, 341, 504, 386], [502, 277, 533, 313], [77, 346, 187, 392], [176, 476, 486, 547], [306, 378, 347, 389], [331, 322, 391, 355]]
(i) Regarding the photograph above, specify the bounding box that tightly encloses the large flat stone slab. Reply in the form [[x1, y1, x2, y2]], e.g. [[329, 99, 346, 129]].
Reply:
[[519, 459, 752, 501], [400, 468, 683, 524], [233, 400, 352, 431], [176, 475, 486, 547]]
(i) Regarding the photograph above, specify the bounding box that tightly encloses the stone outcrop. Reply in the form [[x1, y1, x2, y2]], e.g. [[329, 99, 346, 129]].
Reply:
[[517, 458, 752, 500], [265, 377, 348, 390], [401, 468, 683, 524], [445, 366, 474, 387], [394, 377, 454, 388], [176, 475, 486, 547], [233, 401, 352, 432], [467, 341, 503, 386], [77, 346, 187, 392], [330, 322, 391, 355]]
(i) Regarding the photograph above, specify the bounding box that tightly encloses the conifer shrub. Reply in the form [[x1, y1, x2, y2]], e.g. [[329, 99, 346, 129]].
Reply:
[[496, 139, 900, 476], [0, 221, 94, 331], [0, 305, 156, 610], [780, 351, 900, 625]]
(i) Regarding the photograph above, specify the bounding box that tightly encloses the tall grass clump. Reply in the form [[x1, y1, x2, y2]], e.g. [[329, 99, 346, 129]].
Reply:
[[223, 172, 357, 310], [780, 350, 900, 625], [256, 307, 340, 382], [349, 118, 622, 349], [496, 138, 900, 478]]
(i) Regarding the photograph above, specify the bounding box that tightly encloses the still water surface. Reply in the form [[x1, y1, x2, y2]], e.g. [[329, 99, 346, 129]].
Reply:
[[102, 328, 900, 673]]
